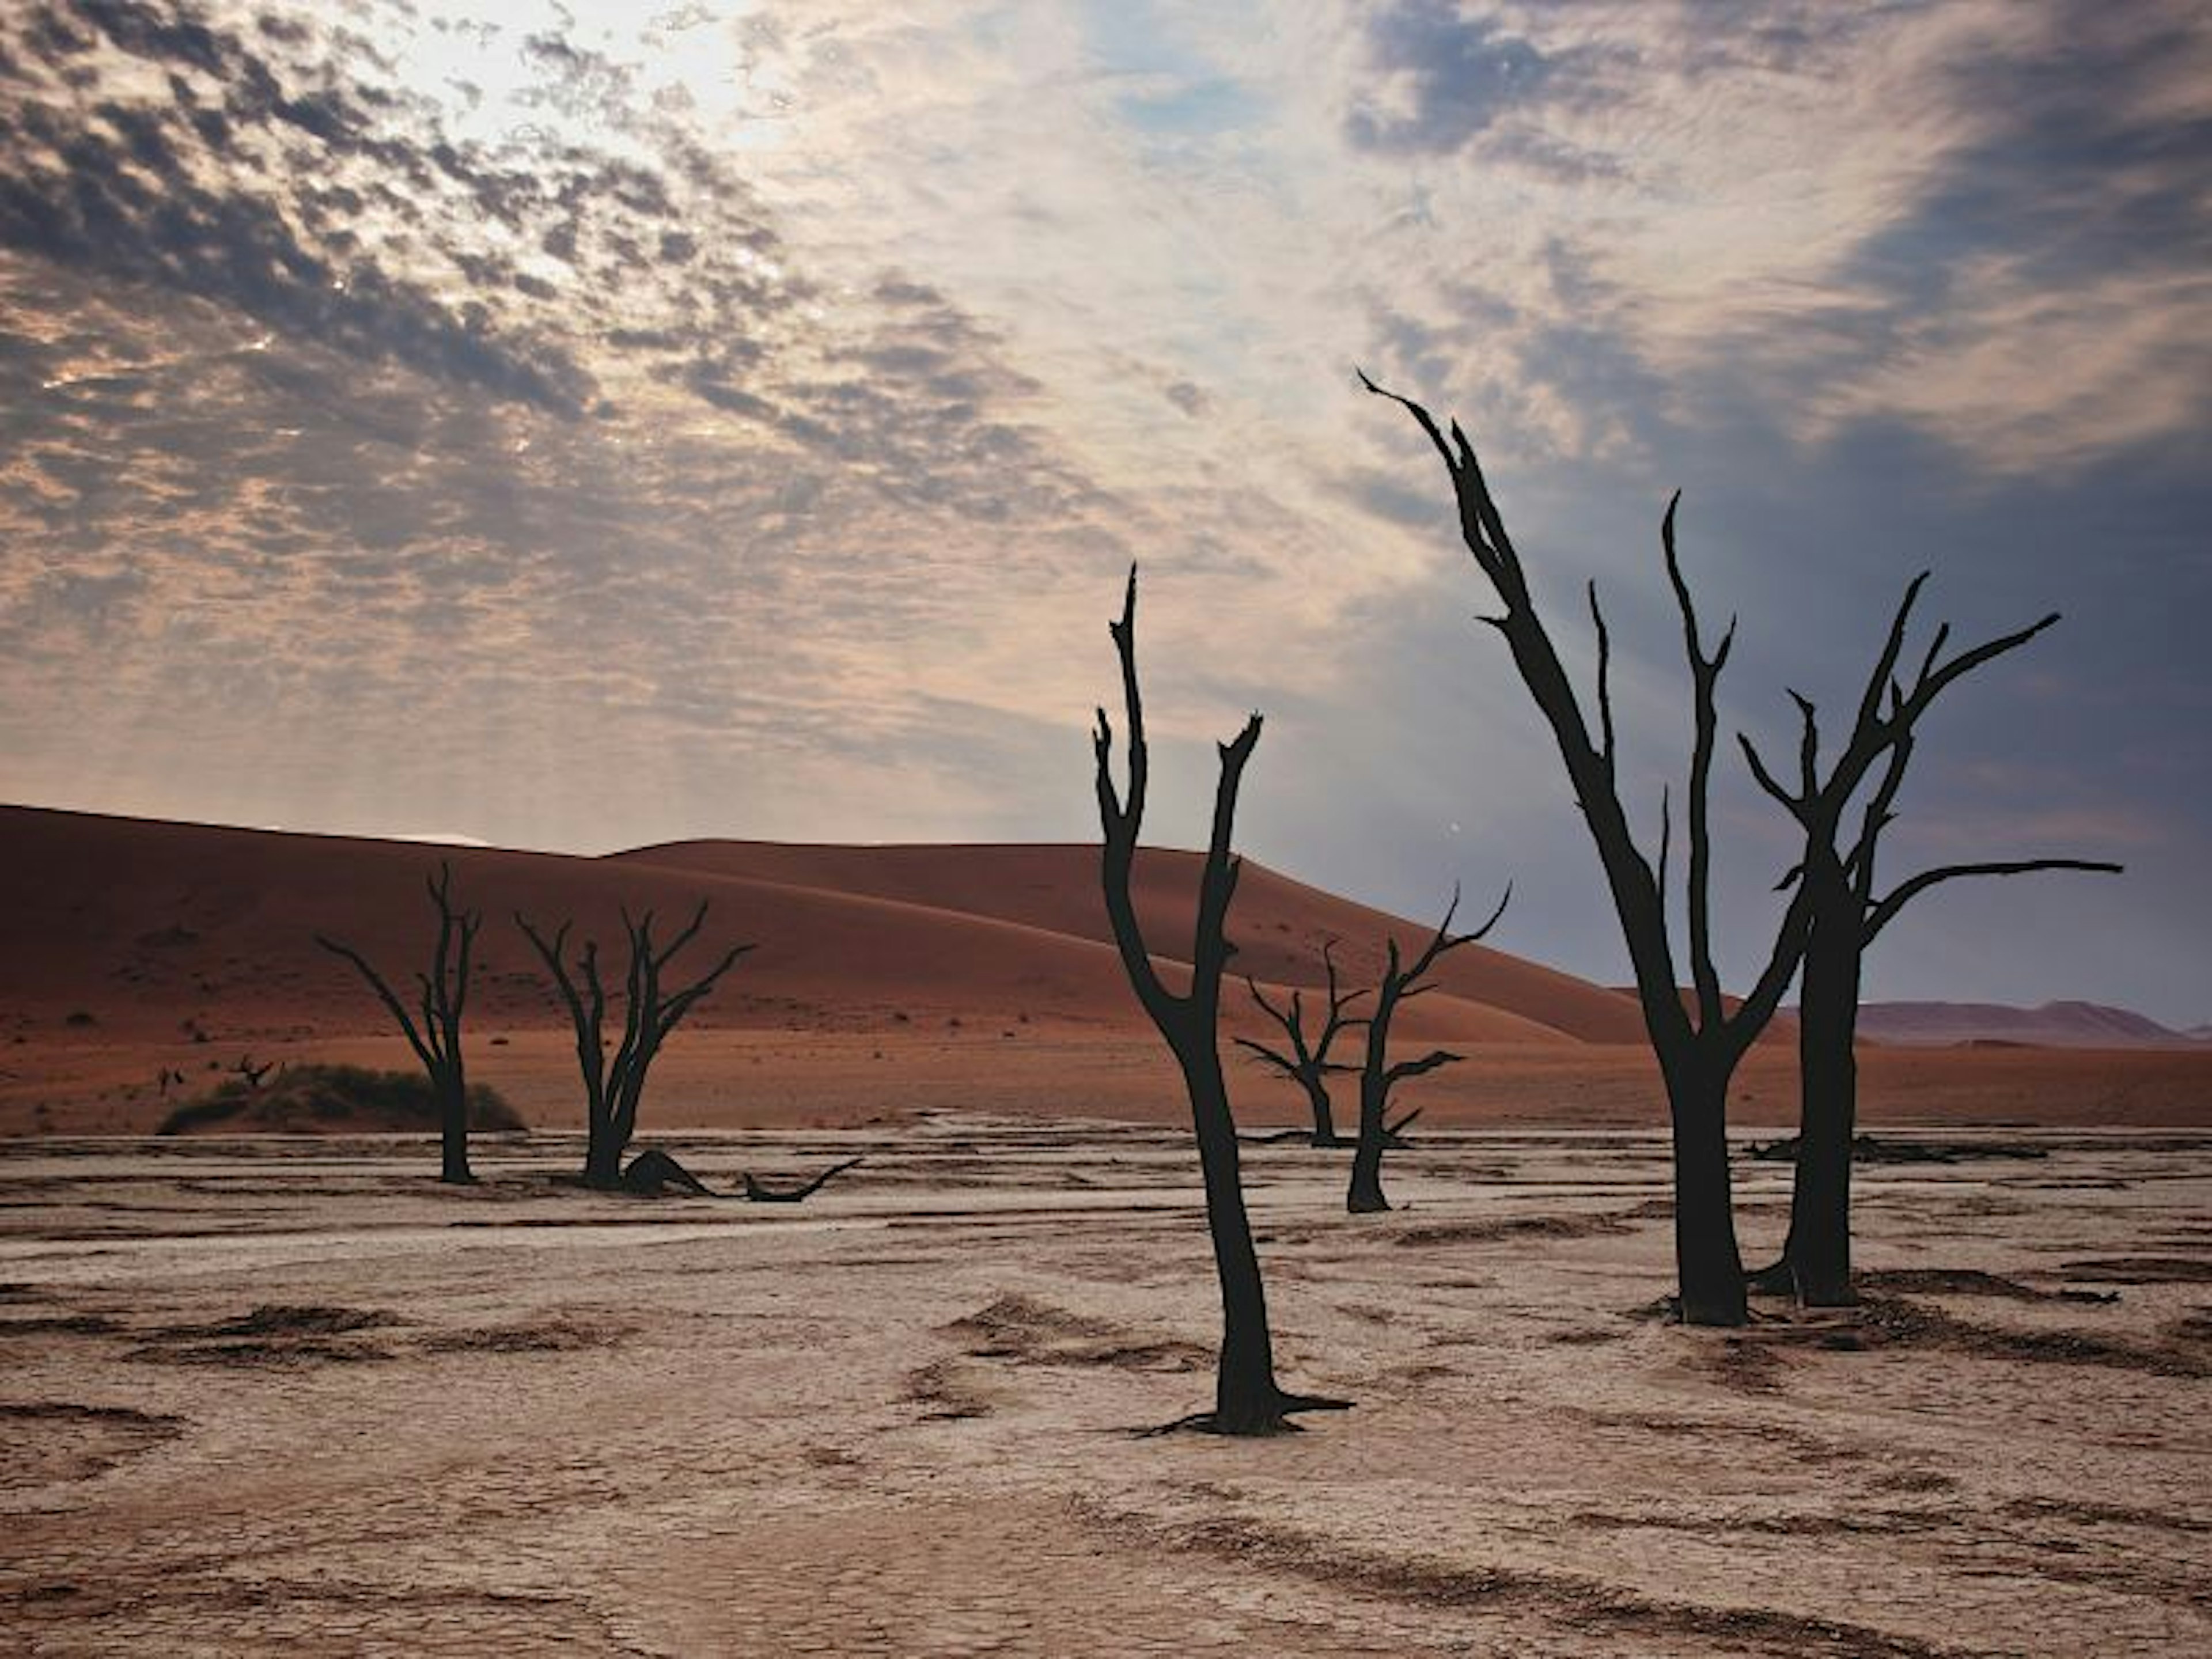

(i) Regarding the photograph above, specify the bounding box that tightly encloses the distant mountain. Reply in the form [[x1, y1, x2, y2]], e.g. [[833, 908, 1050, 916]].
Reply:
[[1850, 1000, 2203, 1050]]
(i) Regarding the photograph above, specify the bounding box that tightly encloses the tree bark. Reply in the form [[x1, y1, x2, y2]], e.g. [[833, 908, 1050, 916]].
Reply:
[[1345, 1074, 1389, 1213], [1664, 1053, 1747, 1324], [1176, 1035, 1285, 1432], [1779, 882, 1861, 1306]]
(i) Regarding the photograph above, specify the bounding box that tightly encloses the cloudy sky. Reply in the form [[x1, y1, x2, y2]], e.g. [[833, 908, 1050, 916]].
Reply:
[[3, 0, 2207, 1025]]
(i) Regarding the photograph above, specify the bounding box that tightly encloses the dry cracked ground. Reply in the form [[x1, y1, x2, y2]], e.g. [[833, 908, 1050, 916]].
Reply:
[[3, 1120, 2209, 1656]]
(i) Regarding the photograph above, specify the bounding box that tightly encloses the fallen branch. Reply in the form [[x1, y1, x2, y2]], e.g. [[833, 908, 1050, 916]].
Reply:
[[741, 1157, 864, 1203]]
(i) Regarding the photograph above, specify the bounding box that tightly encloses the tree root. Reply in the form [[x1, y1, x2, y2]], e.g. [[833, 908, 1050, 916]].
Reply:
[[1137, 1390, 1354, 1438]]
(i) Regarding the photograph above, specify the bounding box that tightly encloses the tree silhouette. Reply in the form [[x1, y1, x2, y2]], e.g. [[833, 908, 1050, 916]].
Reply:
[[1365, 374, 1812, 1324], [1739, 579, 2121, 1305], [515, 903, 752, 1190], [1346, 886, 1508, 1213], [1236, 941, 1366, 1146], [1093, 567, 1347, 1433], [317, 862, 482, 1185]]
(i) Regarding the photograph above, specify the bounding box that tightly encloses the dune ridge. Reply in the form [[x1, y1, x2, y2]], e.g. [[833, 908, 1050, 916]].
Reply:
[[5, 804, 2207, 1135]]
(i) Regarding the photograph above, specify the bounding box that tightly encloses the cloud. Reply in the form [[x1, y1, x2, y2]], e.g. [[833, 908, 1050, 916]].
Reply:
[[0, 0, 2203, 1024]]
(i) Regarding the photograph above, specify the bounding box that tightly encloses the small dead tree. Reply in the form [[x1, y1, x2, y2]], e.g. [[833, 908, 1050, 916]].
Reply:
[[1740, 581, 2121, 1305], [1094, 567, 1347, 1434], [1347, 887, 1508, 1213], [1367, 375, 1812, 1324], [515, 903, 752, 1190], [317, 862, 482, 1185], [1236, 941, 1366, 1146]]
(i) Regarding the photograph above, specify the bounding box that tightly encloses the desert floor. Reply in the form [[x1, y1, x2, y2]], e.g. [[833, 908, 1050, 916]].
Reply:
[[12, 1027, 2212, 1137], [5, 1119, 2209, 1656]]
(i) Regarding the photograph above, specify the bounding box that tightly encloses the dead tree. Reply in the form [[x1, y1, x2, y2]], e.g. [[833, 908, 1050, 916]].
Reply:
[[515, 903, 752, 1190], [1094, 566, 1347, 1433], [1236, 942, 1366, 1146], [231, 1054, 276, 1091], [1366, 375, 1812, 1324], [317, 862, 482, 1185], [1347, 887, 1508, 1213], [1740, 582, 2122, 1305]]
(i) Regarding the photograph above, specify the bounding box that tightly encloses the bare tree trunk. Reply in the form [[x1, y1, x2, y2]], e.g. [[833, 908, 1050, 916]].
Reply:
[[1738, 579, 2122, 1308], [1782, 887, 1861, 1306], [584, 1124, 626, 1190], [1179, 1035, 1283, 1433], [1304, 1083, 1341, 1147], [318, 862, 480, 1187], [1344, 891, 1497, 1215], [1346, 1067, 1390, 1213], [1237, 946, 1363, 1148], [1366, 376, 1809, 1323], [438, 1067, 472, 1185], [1664, 1054, 1747, 1323], [517, 907, 751, 1191], [1094, 567, 1347, 1433]]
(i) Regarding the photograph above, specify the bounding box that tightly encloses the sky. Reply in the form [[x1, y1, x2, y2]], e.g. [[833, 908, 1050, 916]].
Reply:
[[2, 0, 2207, 1027]]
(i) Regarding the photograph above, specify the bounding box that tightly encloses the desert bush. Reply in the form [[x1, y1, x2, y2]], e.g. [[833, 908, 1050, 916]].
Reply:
[[156, 1064, 524, 1136]]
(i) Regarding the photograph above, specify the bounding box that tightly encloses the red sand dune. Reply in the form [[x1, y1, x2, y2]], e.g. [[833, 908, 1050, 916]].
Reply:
[[0, 805, 1641, 1047], [2, 804, 2205, 1133]]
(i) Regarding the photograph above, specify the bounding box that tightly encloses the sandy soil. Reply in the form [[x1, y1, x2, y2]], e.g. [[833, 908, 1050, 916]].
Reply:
[[12, 1024, 2212, 1139], [5, 1121, 2209, 1655]]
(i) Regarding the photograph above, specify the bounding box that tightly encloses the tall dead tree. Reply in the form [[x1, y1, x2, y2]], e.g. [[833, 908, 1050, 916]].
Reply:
[[1347, 887, 1508, 1213], [1236, 941, 1366, 1146], [317, 862, 482, 1185], [1366, 374, 1811, 1324], [1094, 567, 1347, 1433], [516, 903, 752, 1189], [1740, 581, 2122, 1305]]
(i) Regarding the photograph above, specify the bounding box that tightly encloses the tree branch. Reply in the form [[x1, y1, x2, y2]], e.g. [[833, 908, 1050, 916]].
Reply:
[[1866, 858, 2123, 942]]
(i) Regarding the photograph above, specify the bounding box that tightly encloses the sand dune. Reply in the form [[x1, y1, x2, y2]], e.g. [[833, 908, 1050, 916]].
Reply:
[[616, 838, 1648, 1043], [0, 803, 1622, 1112], [0, 806, 1629, 1043], [3, 805, 2207, 1135]]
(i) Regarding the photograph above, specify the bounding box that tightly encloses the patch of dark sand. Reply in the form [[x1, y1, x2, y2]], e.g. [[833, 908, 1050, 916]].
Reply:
[[1080, 1503, 1961, 1658], [1859, 1268, 2044, 1300], [1743, 1134, 2048, 1165], [902, 1356, 997, 1421], [129, 1303, 406, 1367], [1702, 1334, 1793, 1393], [416, 1315, 628, 1354], [1387, 1212, 1633, 1247], [1574, 1408, 1866, 1467], [151, 1303, 402, 1340], [1998, 1496, 2212, 1535], [1567, 1503, 1959, 1539], [0, 1400, 184, 1485], [2062, 1255, 2212, 1285], [2, 1578, 604, 1649], [0, 1312, 123, 1336], [1545, 1324, 1628, 1346], [1860, 1268, 2118, 1305], [945, 1293, 1208, 1373], [1850, 1296, 2209, 1378]]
